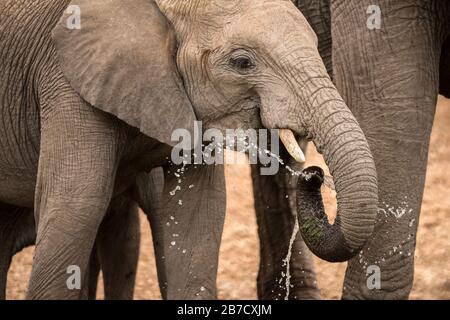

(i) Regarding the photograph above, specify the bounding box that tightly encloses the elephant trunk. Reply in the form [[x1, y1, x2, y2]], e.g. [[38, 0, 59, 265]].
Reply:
[[296, 72, 378, 262], [270, 46, 378, 262]]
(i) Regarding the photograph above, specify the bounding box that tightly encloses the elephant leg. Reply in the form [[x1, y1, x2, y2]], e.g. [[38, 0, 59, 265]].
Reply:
[[0, 255, 10, 300], [251, 142, 320, 300], [331, 0, 446, 299], [0, 203, 35, 300], [95, 196, 140, 300], [135, 168, 167, 298], [27, 79, 122, 299], [439, 36, 450, 99], [0, 249, 10, 300], [86, 244, 101, 300], [136, 165, 226, 300], [0, 204, 18, 300]]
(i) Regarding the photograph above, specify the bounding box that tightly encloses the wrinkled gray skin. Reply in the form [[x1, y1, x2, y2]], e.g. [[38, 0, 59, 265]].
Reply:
[[286, 0, 450, 299], [0, 168, 160, 300], [251, 142, 323, 299], [252, 0, 340, 300], [86, 197, 141, 300], [0, 0, 378, 299], [0, 203, 139, 300]]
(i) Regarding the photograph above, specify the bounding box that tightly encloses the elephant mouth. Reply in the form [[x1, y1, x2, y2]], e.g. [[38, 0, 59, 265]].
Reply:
[[205, 98, 306, 164]]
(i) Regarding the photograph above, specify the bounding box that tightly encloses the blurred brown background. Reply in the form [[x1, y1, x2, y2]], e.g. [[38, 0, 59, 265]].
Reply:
[[6, 97, 450, 299]]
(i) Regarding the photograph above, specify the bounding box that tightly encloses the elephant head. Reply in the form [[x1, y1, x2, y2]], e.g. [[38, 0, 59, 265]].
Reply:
[[52, 0, 378, 262]]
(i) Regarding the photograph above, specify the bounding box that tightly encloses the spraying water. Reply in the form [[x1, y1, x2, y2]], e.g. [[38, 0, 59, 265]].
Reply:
[[168, 138, 337, 299], [283, 212, 299, 300]]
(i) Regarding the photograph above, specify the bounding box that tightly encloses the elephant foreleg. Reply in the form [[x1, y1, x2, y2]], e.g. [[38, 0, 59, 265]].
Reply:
[[0, 203, 35, 300], [85, 245, 101, 300], [137, 165, 226, 300], [251, 142, 320, 300], [439, 36, 450, 99], [331, 0, 444, 299], [0, 255, 10, 300], [135, 168, 167, 298], [28, 78, 122, 299], [94, 196, 140, 300]]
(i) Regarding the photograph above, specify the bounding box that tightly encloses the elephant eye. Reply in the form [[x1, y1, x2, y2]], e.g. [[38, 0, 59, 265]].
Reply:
[[229, 55, 255, 72]]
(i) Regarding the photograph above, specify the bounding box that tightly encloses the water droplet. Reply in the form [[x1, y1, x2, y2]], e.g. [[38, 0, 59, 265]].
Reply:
[[283, 212, 299, 300], [169, 186, 181, 196]]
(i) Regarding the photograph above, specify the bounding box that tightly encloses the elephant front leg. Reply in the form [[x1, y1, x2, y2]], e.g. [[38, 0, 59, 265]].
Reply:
[[251, 144, 320, 300], [138, 165, 226, 300], [27, 86, 122, 299], [135, 168, 168, 298], [0, 256, 10, 300], [86, 245, 101, 300], [331, 0, 443, 299], [0, 203, 35, 300], [95, 196, 140, 300], [0, 204, 15, 300]]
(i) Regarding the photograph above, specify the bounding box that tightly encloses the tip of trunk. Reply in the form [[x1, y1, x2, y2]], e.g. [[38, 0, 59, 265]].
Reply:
[[296, 166, 364, 263]]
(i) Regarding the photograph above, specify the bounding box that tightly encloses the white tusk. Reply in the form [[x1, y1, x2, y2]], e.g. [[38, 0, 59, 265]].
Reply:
[[279, 129, 306, 163]]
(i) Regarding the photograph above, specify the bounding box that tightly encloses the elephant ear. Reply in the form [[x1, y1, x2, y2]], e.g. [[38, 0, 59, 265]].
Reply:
[[52, 0, 196, 146]]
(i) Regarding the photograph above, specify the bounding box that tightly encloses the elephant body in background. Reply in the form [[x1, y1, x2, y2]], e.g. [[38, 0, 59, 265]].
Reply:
[[276, 0, 450, 299]]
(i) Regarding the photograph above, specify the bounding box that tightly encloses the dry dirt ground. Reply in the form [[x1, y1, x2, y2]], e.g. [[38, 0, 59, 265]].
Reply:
[[6, 98, 450, 300]]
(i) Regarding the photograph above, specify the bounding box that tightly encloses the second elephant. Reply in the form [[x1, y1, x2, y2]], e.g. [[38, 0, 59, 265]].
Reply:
[[288, 0, 450, 299]]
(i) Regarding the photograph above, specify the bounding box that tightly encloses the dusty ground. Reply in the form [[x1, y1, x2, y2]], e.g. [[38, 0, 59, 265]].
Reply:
[[6, 98, 450, 300]]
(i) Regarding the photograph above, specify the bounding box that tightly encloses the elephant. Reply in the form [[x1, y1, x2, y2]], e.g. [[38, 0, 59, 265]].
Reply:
[[0, 0, 378, 299], [280, 0, 450, 299]]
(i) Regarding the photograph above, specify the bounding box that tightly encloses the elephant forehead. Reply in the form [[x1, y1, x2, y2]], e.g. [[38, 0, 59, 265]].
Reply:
[[221, 2, 318, 49]]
